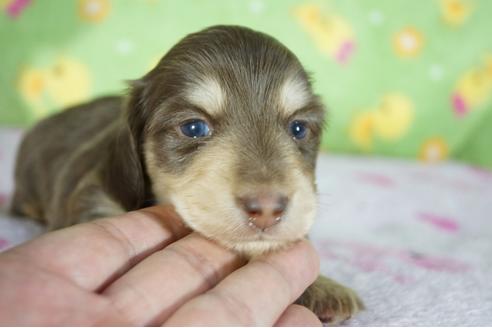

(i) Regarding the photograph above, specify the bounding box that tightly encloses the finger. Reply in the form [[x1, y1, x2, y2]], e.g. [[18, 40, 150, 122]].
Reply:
[[102, 233, 245, 326], [275, 304, 322, 327], [0, 254, 111, 326], [6, 206, 190, 291], [164, 239, 319, 326]]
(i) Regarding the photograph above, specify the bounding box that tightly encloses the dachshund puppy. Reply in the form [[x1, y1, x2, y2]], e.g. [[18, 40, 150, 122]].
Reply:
[[11, 25, 363, 323]]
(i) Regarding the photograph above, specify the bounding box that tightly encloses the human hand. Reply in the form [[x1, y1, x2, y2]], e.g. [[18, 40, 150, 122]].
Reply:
[[0, 206, 321, 326]]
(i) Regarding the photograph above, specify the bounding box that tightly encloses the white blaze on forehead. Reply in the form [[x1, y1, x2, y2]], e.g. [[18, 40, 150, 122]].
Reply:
[[185, 77, 224, 115], [279, 75, 311, 115]]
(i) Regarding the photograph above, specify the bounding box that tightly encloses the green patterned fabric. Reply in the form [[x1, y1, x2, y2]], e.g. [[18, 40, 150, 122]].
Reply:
[[1, 0, 491, 167]]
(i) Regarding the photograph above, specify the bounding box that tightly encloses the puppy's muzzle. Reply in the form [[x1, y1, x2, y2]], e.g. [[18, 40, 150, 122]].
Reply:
[[236, 192, 289, 231]]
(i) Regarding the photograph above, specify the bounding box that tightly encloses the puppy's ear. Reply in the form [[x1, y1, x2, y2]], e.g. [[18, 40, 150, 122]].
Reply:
[[125, 78, 152, 144], [101, 79, 153, 210]]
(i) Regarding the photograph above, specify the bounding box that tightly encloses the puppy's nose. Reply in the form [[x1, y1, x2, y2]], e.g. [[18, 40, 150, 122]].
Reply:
[[237, 193, 288, 231]]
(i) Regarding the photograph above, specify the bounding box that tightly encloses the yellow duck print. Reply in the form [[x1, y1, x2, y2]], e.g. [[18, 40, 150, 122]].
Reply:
[[393, 27, 424, 58], [439, 0, 474, 26], [78, 0, 111, 22], [452, 54, 492, 117], [350, 93, 414, 150], [18, 56, 91, 119], [419, 137, 449, 163], [350, 111, 376, 150], [293, 4, 355, 65]]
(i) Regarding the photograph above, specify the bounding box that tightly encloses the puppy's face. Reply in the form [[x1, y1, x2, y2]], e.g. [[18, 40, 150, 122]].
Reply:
[[132, 26, 325, 257]]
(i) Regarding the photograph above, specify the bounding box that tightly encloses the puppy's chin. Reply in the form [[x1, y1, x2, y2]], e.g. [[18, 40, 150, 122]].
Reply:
[[176, 213, 311, 258], [224, 239, 301, 258], [169, 194, 316, 258]]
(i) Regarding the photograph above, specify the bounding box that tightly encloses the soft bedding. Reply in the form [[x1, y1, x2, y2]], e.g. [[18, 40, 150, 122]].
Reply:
[[1, 128, 491, 325]]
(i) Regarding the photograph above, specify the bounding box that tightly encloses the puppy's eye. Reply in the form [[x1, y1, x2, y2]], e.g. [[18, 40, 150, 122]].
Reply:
[[289, 120, 308, 140], [180, 119, 211, 138]]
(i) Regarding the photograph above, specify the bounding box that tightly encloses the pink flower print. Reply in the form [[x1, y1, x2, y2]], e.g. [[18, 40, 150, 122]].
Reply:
[[317, 240, 413, 283], [399, 251, 470, 273], [468, 166, 492, 180], [355, 172, 395, 188], [317, 239, 470, 284], [417, 212, 459, 233], [0, 239, 9, 251], [0, 192, 8, 208], [335, 40, 356, 65], [5, 0, 32, 18], [452, 92, 468, 117]]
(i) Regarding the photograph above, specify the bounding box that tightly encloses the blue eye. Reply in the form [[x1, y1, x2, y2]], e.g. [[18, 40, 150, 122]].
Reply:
[[180, 119, 210, 138], [290, 120, 308, 140]]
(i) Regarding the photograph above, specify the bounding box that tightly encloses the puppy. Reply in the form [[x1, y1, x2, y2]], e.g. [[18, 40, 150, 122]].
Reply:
[[11, 25, 363, 323]]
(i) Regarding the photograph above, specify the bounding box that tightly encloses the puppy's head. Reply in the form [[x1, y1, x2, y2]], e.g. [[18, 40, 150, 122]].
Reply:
[[129, 26, 325, 257]]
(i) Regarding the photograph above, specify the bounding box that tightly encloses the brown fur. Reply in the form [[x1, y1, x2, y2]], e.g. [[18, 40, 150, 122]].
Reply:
[[11, 25, 362, 322]]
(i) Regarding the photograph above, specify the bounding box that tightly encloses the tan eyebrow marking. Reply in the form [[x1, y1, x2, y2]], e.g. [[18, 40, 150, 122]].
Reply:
[[279, 75, 311, 115], [185, 77, 224, 115]]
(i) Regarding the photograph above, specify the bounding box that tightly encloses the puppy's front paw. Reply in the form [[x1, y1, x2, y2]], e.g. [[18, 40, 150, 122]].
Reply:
[[296, 275, 364, 324]]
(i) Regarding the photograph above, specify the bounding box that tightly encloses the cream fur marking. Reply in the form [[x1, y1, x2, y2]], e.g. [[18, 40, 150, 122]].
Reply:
[[185, 77, 224, 115], [279, 75, 311, 115], [144, 138, 317, 258]]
